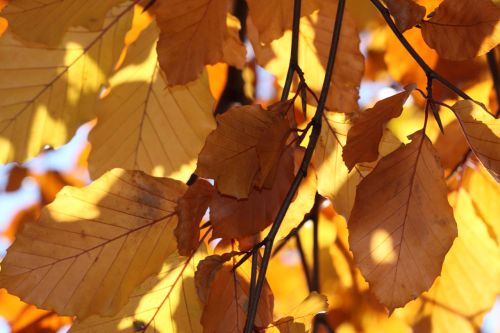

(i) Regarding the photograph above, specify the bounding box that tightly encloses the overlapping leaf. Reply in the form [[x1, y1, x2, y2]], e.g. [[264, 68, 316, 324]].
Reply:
[[88, 21, 216, 182], [348, 131, 457, 310], [0, 169, 186, 319], [0, 3, 132, 164], [382, 0, 425, 32], [421, 0, 500, 60]]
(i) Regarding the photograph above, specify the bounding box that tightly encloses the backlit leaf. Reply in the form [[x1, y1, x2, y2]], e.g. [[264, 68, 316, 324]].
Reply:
[[382, 0, 425, 32]]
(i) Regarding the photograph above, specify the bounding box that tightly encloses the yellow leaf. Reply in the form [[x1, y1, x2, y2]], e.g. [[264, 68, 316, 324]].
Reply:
[[382, 0, 426, 32], [348, 131, 457, 310], [88, 22, 216, 182], [452, 100, 500, 182], [0, 3, 133, 164], [0, 169, 186, 319], [247, 0, 318, 44], [258, 1, 364, 113], [156, 0, 228, 85], [71, 246, 207, 332], [399, 190, 500, 333], [2, 0, 126, 46], [421, 0, 500, 60], [312, 112, 401, 218]]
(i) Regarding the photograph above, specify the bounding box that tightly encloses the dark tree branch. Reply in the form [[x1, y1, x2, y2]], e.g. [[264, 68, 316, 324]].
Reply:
[[487, 49, 500, 116], [310, 193, 323, 292], [370, 0, 472, 101], [281, 0, 303, 100], [243, 1, 347, 331], [312, 313, 335, 333]]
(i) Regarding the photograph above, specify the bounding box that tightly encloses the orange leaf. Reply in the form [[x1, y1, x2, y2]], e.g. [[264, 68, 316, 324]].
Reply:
[[343, 84, 415, 171], [175, 179, 214, 256], [421, 0, 500, 60], [156, 0, 228, 85], [452, 100, 500, 182], [223, 14, 247, 69], [348, 131, 457, 310], [382, 0, 426, 32]]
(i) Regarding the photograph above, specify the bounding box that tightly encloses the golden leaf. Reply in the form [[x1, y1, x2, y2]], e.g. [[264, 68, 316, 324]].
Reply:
[[348, 131, 457, 310], [452, 100, 500, 182], [156, 0, 228, 85], [258, 1, 364, 113], [88, 22, 216, 182], [71, 246, 207, 332], [343, 84, 415, 171], [1, 0, 126, 46], [421, 0, 500, 60], [0, 169, 186, 319], [0, 3, 132, 164]]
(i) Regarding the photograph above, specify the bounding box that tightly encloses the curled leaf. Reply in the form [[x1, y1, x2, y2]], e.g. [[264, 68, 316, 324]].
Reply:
[[382, 0, 426, 32]]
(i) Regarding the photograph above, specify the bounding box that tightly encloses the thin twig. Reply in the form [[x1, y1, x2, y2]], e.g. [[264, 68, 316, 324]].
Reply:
[[487, 49, 500, 117], [243, 1, 347, 331], [281, 0, 303, 101], [370, 0, 472, 101], [294, 233, 313, 290]]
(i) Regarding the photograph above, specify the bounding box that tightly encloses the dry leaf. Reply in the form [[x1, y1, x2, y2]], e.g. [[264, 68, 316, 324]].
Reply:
[[0, 3, 132, 164], [72, 247, 207, 332], [382, 0, 426, 32], [156, 0, 228, 85], [247, 0, 318, 44], [421, 0, 500, 60], [452, 100, 500, 182], [200, 259, 274, 332], [0, 169, 186, 319], [196, 103, 291, 199], [258, 1, 364, 113], [343, 84, 415, 171], [176, 179, 214, 256], [88, 22, 216, 182], [1, 0, 127, 46], [348, 131, 457, 310], [209, 147, 294, 239], [400, 190, 500, 333]]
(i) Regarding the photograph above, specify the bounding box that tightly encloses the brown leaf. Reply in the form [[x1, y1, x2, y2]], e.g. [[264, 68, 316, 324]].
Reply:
[[195, 252, 238, 304], [247, 0, 318, 44], [223, 14, 247, 69], [200, 259, 274, 332], [343, 84, 415, 171], [156, 0, 228, 85], [0, 169, 186, 319], [382, 0, 426, 32], [421, 0, 500, 60], [210, 147, 294, 239], [452, 100, 500, 182], [196, 103, 291, 199], [348, 131, 457, 310], [175, 179, 214, 256]]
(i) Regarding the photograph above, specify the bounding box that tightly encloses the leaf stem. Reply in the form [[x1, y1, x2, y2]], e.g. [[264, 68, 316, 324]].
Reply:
[[243, 1, 347, 331]]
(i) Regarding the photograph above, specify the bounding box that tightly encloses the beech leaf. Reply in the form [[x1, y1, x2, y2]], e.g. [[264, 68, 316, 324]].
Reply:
[[421, 0, 500, 60], [452, 100, 500, 182], [0, 169, 186, 319], [343, 84, 415, 171], [88, 22, 216, 182], [382, 0, 426, 32], [348, 131, 457, 310], [156, 0, 228, 85]]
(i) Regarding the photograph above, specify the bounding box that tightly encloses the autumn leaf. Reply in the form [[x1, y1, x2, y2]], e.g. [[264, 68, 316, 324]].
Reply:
[[421, 0, 500, 60], [258, 1, 364, 113], [155, 0, 228, 85], [72, 246, 207, 332], [209, 147, 294, 239], [348, 131, 457, 310], [382, 0, 426, 32], [451, 100, 500, 182], [312, 112, 401, 218], [246, 0, 318, 44], [175, 179, 214, 256], [1, 0, 126, 46], [0, 169, 186, 319], [88, 21, 216, 182], [400, 190, 500, 333], [197, 254, 274, 332], [196, 103, 291, 199], [343, 84, 415, 171], [0, 3, 132, 164], [223, 14, 247, 69]]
